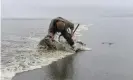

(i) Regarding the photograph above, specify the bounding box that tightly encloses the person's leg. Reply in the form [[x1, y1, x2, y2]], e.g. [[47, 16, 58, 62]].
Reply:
[[61, 30, 74, 46]]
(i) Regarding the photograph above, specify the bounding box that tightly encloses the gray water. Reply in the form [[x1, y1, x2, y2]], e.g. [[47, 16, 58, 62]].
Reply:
[[1, 8, 133, 80]]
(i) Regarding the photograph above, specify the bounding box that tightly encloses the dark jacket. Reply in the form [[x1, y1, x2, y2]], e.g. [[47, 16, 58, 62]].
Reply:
[[48, 17, 74, 35]]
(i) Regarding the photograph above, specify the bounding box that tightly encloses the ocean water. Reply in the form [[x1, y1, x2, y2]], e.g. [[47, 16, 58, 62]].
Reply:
[[1, 7, 133, 80], [73, 17, 133, 80], [1, 19, 91, 80]]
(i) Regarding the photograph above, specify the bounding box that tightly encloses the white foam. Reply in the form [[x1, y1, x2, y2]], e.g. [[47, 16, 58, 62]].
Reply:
[[28, 37, 41, 42], [1, 23, 92, 80], [76, 24, 92, 31], [73, 24, 92, 39], [80, 47, 92, 51], [1, 49, 74, 80]]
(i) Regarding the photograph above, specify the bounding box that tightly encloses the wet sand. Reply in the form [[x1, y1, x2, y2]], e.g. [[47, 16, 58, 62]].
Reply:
[[12, 54, 76, 80], [2, 13, 133, 80]]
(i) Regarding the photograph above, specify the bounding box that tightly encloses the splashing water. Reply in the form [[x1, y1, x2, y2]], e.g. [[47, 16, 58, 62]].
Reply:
[[1, 23, 92, 80]]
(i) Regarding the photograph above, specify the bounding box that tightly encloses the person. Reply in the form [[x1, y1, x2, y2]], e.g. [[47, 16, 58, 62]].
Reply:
[[46, 17, 75, 48]]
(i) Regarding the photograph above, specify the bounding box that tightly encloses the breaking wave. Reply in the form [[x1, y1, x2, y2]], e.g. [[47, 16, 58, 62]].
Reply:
[[1, 24, 92, 80]]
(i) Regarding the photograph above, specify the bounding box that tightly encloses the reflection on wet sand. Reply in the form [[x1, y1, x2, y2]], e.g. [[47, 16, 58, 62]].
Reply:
[[12, 54, 76, 80], [45, 54, 75, 80]]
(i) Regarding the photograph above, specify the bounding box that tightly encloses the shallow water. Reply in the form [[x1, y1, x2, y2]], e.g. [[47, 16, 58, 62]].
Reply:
[[1, 19, 90, 80], [1, 15, 133, 80]]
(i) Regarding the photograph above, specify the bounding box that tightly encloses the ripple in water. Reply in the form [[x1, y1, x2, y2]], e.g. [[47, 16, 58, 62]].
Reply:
[[1, 24, 92, 80]]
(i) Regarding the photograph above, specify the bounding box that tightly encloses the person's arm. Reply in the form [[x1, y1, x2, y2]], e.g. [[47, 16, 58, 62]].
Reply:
[[69, 23, 74, 35], [65, 21, 74, 36]]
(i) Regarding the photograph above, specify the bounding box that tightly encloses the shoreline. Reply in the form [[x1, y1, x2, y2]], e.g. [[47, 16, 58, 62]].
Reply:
[[12, 53, 76, 80]]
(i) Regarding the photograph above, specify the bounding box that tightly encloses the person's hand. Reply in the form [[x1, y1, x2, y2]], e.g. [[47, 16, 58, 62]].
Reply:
[[49, 33, 54, 41], [71, 29, 74, 36], [72, 35, 76, 41]]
